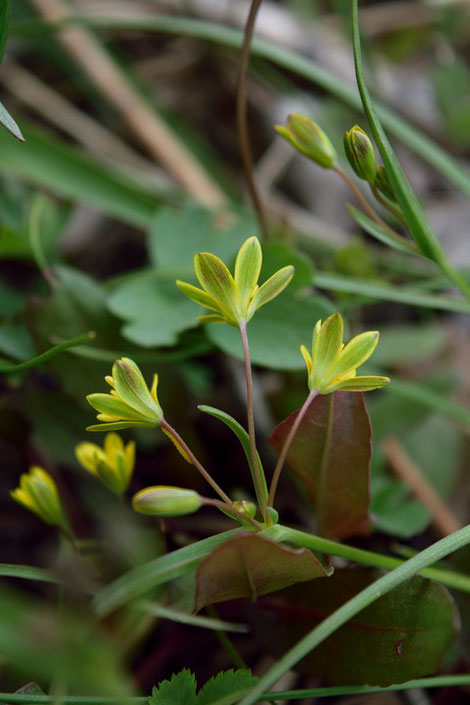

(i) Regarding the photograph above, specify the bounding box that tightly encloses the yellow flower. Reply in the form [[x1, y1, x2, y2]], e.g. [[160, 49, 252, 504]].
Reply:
[[301, 313, 390, 394], [176, 236, 294, 327], [75, 432, 135, 495], [11, 466, 68, 529], [86, 357, 163, 432]]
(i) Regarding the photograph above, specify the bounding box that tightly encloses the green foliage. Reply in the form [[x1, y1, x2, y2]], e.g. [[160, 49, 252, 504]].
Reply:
[[149, 669, 259, 705], [254, 569, 458, 686]]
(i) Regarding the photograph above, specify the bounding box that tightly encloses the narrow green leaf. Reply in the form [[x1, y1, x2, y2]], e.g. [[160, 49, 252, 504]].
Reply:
[[0, 0, 10, 63], [135, 601, 249, 633], [80, 15, 470, 199], [0, 124, 157, 227], [198, 405, 267, 505], [346, 204, 418, 255], [313, 272, 470, 314], [0, 564, 57, 583], [93, 529, 244, 616], [0, 101, 24, 142], [351, 0, 470, 300], [269, 392, 371, 540]]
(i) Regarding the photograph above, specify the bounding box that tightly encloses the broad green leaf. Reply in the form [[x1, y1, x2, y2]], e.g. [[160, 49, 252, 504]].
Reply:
[[197, 670, 259, 705], [346, 204, 418, 255], [252, 568, 458, 685], [195, 533, 330, 612], [207, 291, 334, 370], [0, 101, 24, 142], [107, 273, 199, 347], [0, 124, 157, 227], [0, 323, 35, 362], [82, 15, 470, 199], [0, 281, 25, 317], [371, 415, 460, 538], [198, 405, 267, 504], [148, 204, 251, 273], [269, 392, 371, 540], [371, 323, 446, 367], [149, 670, 197, 705]]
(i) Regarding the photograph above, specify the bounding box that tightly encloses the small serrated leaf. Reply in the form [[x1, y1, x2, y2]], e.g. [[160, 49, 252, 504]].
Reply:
[[197, 669, 259, 705], [149, 669, 197, 705]]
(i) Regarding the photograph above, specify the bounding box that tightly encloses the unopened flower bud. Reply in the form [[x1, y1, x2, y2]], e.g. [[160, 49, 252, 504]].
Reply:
[[232, 500, 257, 519], [132, 485, 202, 517], [344, 125, 376, 182], [11, 467, 69, 530], [275, 113, 337, 169], [374, 165, 396, 202]]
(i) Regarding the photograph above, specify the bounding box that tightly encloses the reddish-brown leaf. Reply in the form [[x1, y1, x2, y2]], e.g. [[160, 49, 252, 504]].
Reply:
[[195, 533, 330, 612], [269, 391, 371, 540], [251, 568, 459, 686]]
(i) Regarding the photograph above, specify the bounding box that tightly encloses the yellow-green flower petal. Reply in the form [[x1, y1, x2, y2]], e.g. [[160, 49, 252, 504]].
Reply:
[[194, 252, 240, 325], [11, 467, 68, 529], [113, 358, 163, 421], [76, 433, 135, 494], [86, 393, 149, 422], [302, 313, 390, 395], [175, 280, 221, 312], [330, 330, 379, 381], [234, 236, 262, 312], [248, 265, 294, 315]]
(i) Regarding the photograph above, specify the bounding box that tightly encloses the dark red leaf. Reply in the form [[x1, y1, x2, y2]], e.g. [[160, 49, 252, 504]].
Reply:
[[195, 533, 330, 613], [251, 567, 459, 686], [269, 391, 371, 540]]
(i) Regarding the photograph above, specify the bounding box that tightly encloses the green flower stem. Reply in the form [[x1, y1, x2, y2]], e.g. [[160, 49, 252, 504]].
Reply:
[[369, 183, 405, 223], [239, 524, 470, 705], [267, 524, 470, 594], [333, 165, 412, 249], [267, 390, 317, 509], [160, 418, 232, 506], [0, 332, 96, 374], [202, 497, 262, 530], [239, 321, 268, 522]]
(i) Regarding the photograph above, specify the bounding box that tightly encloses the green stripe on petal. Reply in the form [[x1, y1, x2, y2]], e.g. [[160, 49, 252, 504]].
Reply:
[[330, 331, 379, 381], [248, 265, 294, 315], [86, 393, 150, 422], [175, 280, 222, 313], [234, 236, 262, 314], [112, 359, 163, 421], [311, 313, 344, 383], [332, 375, 390, 392], [194, 252, 240, 324], [86, 421, 155, 432]]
